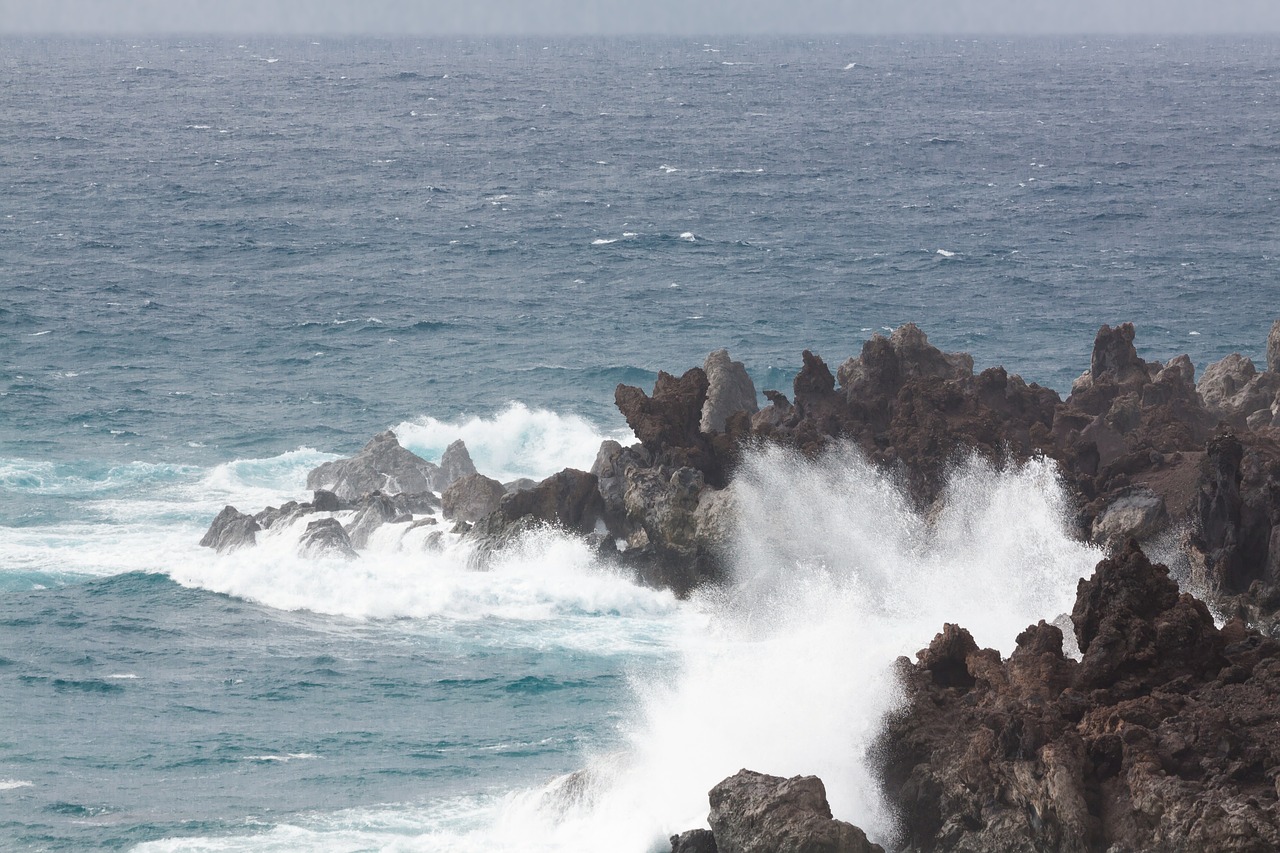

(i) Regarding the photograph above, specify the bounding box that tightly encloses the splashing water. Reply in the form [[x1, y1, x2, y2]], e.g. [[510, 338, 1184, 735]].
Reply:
[[130, 443, 1102, 852], [505, 444, 1103, 851]]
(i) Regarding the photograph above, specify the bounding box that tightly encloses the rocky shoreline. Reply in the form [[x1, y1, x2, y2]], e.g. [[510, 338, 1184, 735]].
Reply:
[[201, 321, 1280, 851]]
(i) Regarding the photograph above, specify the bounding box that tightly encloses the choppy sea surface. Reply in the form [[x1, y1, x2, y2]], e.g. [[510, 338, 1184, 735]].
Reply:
[[1, 36, 1277, 850]]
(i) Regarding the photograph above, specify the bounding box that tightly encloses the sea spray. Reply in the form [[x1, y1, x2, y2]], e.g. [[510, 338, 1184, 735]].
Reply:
[[391, 403, 635, 484], [475, 443, 1103, 851]]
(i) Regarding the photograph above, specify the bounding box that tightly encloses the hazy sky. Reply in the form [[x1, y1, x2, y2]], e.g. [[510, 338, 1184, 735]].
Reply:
[[2, 0, 1279, 36]]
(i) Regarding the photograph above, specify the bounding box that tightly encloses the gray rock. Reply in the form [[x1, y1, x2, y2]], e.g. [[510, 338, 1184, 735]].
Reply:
[[199, 505, 261, 552], [591, 439, 649, 529], [707, 769, 883, 853], [623, 466, 705, 554], [1198, 353, 1257, 413], [1091, 486, 1169, 548], [503, 477, 538, 494], [312, 489, 341, 512], [441, 473, 507, 523], [1195, 353, 1280, 427], [435, 439, 478, 492], [306, 430, 440, 500], [1269, 318, 1280, 373], [670, 829, 718, 853], [297, 517, 358, 560], [701, 348, 758, 433]]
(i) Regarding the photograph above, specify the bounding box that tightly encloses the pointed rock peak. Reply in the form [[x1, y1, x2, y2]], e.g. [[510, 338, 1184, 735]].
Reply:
[[365, 429, 401, 449], [1089, 322, 1144, 381]]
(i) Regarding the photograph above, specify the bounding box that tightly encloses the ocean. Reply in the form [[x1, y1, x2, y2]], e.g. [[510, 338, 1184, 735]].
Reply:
[[1, 35, 1277, 850]]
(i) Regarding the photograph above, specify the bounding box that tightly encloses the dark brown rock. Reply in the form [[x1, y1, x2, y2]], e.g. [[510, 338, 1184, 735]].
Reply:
[[877, 543, 1280, 853]]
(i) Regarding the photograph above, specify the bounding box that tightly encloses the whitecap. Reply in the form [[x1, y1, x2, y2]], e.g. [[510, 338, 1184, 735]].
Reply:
[[0, 780, 33, 791], [935, 248, 956, 257], [679, 232, 696, 242], [591, 238, 616, 245], [29, 330, 51, 337]]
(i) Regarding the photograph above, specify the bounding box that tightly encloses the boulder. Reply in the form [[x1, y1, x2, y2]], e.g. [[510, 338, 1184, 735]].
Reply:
[[707, 770, 883, 853], [701, 348, 758, 434], [442, 473, 507, 523], [312, 489, 341, 512], [435, 439, 478, 491], [496, 468, 605, 534], [297, 517, 358, 560], [1089, 485, 1168, 548], [199, 505, 261, 552], [306, 430, 440, 500]]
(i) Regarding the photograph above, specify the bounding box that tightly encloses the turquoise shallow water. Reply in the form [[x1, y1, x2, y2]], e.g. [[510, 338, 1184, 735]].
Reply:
[[1, 35, 1277, 850]]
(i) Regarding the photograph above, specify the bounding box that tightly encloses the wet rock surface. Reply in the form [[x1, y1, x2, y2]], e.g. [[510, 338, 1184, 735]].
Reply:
[[877, 542, 1280, 853]]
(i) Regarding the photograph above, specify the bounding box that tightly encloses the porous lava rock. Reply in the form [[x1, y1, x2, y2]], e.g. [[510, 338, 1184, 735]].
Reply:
[[877, 542, 1280, 853]]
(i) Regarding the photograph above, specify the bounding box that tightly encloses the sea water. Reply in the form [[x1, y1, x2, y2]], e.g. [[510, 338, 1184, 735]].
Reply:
[[2, 36, 1278, 850]]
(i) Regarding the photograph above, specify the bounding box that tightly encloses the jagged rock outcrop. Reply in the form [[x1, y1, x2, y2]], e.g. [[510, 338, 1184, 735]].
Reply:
[[1269, 319, 1280, 374], [435, 439, 478, 491], [1187, 429, 1280, 621], [878, 542, 1280, 853], [297, 517, 358, 560], [199, 505, 260, 552], [1198, 353, 1280, 428], [701, 349, 759, 434], [671, 769, 883, 853], [306, 430, 440, 500]]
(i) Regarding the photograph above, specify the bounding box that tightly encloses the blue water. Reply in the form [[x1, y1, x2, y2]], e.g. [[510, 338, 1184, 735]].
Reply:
[[1, 35, 1278, 851]]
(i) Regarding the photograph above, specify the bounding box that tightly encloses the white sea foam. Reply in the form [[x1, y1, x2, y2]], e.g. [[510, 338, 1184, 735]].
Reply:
[[935, 248, 956, 257], [392, 402, 632, 484], [0, 779, 33, 791], [590, 238, 616, 245]]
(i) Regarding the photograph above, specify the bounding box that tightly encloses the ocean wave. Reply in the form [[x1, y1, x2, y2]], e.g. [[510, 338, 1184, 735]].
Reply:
[[392, 402, 633, 483]]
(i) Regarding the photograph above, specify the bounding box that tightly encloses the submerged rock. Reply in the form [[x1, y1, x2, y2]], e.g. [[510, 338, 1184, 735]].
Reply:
[[297, 517, 358, 560]]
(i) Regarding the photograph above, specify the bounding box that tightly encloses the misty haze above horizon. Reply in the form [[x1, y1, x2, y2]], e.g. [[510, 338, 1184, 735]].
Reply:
[[3, 0, 1280, 36]]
